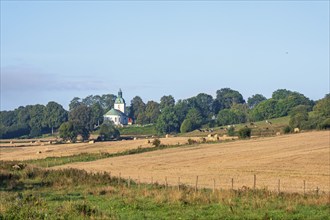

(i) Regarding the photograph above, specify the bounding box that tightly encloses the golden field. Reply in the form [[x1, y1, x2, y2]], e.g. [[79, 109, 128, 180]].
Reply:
[[1, 131, 329, 193]]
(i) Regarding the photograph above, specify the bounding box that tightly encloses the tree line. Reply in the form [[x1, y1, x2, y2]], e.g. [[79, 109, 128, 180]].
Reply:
[[1, 88, 329, 140]]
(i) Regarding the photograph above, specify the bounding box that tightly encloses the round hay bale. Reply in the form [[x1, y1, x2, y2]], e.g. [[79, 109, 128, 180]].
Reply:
[[12, 164, 21, 170]]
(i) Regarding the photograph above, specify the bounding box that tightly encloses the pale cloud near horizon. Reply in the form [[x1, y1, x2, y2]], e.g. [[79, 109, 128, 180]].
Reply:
[[1, 65, 109, 92], [0, 65, 114, 110], [0, 64, 161, 110]]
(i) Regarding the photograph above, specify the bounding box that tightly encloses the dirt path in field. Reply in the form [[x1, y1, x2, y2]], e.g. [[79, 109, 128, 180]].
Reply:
[[54, 131, 330, 193]]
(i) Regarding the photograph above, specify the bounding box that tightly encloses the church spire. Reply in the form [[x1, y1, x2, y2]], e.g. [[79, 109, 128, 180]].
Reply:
[[118, 88, 122, 98]]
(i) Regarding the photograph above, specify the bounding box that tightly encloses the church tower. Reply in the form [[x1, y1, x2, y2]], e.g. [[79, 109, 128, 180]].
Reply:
[[114, 89, 126, 114]]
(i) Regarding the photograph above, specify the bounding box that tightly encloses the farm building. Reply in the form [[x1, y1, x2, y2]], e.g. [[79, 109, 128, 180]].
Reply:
[[104, 89, 129, 126]]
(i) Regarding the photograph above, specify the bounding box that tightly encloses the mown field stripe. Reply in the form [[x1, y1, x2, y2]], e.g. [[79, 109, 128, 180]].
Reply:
[[23, 143, 186, 168]]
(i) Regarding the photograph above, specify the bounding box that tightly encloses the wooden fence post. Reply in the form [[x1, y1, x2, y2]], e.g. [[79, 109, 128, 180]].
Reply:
[[213, 178, 216, 193], [303, 180, 306, 195], [195, 176, 199, 192], [178, 177, 181, 191], [231, 178, 234, 190], [278, 179, 281, 194], [253, 174, 256, 191], [138, 176, 140, 189], [118, 172, 121, 185], [165, 177, 168, 189], [128, 176, 131, 188]]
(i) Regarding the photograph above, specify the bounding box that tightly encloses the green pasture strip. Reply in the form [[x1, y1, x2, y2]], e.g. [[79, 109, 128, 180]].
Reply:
[[0, 163, 329, 220], [118, 124, 157, 136], [179, 116, 290, 137]]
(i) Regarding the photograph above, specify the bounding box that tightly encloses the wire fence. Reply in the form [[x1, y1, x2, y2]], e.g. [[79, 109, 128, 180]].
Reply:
[[109, 172, 329, 195]]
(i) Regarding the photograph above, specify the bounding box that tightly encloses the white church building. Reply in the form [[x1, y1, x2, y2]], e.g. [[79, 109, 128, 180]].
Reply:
[[104, 89, 129, 126]]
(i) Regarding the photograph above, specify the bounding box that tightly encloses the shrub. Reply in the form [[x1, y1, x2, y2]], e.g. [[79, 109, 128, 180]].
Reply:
[[318, 118, 330, 130], [283, 126, 291, 134], [238, 127, 251, 139], [180, 119, 193, 133], [99, 122, 120, 140], [227, 126, 235, 136], [152, 138, 161, 147], [187, 138, 197, 145]]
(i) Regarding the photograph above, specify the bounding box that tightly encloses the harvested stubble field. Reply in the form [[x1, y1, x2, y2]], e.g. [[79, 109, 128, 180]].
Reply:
[[54, 131, 329, 193], [0, 137, 200, 161]]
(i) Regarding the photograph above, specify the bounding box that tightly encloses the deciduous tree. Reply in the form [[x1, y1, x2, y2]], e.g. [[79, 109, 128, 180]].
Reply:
[[44, 101, 68, 135], [129, 96, 146, 123], [69, 105, 94, 132], [216, 88, 245, 111], [247, 94, 267, 109], [160, 95, 175, 111], [59, 121, 78, 142], [99, 122, 120, 140], [156, 107, 179, 134], [144, 101, 160, 124]]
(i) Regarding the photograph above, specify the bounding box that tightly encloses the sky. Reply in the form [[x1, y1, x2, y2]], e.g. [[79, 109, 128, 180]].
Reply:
[[1, 1, 329, 111]]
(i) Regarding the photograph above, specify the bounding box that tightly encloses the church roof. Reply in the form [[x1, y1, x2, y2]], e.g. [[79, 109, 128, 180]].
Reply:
[[115, 89, 125, 104], [115, 97, 125, 104], [104, 108, 127, 117]]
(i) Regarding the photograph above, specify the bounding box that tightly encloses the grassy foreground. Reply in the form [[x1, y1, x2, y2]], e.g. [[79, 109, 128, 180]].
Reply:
[[1, 161, 329, 219]]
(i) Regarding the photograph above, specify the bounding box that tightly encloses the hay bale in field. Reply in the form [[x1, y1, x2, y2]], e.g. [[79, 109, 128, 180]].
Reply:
[[10, 141, 13, 144], [77, 135, 84, 142], [36, 151, 42, 154], [207, 134, 212, 138], [276, 132, 281, 136], [165, 134, 169, 138], [12, 164, 21, 170], [133, 137, 137, 140], [294, 128, 300, 133], [89, 140, 95, 144]]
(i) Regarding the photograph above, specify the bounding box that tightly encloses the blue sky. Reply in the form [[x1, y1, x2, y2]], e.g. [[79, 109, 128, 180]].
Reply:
[[1, 1, 329, 110]]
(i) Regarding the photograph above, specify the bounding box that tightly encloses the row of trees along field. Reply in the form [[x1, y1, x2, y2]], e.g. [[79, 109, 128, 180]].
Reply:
[[1, 88, 329, 139]]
